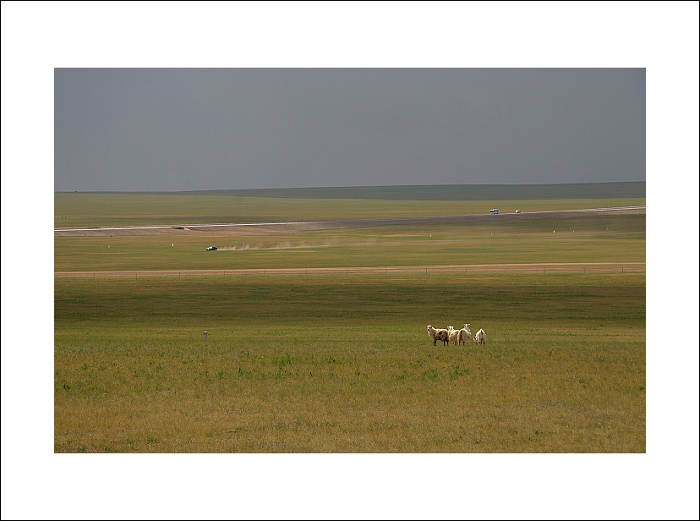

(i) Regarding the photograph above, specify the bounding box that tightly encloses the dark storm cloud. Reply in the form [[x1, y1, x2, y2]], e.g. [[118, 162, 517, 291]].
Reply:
[[54, 68, 645, 191]]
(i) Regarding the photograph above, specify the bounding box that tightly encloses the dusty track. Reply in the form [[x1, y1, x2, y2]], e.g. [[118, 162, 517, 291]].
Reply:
[[54, 262, 646, 279], [54, 206, 646, 237]]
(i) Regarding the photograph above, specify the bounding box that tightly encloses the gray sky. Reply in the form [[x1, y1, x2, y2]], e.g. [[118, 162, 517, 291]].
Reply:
[[54, 68, 645, 192]]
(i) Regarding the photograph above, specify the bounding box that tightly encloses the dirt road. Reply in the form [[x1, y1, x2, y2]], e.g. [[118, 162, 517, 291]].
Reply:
[[54, 206, 646, 237], [54, 262, 646, 279]]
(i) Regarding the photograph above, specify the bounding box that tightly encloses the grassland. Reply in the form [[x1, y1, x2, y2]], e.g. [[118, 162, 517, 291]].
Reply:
[[54, 184, 645, 452], [55, 272, 645, 453], [169, 181, 646, 199], [53, 193, 646, 228], [54, 214, 645, 272], [55, 181, 645, 228]]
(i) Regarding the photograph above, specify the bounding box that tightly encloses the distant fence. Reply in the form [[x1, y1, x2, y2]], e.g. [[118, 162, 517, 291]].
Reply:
[[54, 263, 646, 279]]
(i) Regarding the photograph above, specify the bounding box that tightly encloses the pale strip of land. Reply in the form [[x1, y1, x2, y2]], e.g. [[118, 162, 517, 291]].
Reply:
[[54, 206, 646, 237], [54, 262, 646, 278]]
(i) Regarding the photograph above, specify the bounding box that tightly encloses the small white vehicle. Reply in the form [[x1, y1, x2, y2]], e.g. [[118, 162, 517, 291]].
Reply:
[[206, 246, 218, 251], [489, 209, 499, 215], [515, 209, 521, 214]]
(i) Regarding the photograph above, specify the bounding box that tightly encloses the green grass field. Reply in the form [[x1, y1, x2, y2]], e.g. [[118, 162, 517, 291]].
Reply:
[[54, 185, 645, 452], [55, 214, 645, 272], [54, 273, 645, 453], [164, 181, 647, 200], [55, 182, 645, 228]]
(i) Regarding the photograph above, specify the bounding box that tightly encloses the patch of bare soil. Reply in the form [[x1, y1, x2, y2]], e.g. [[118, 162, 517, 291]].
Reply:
[[54, 262, 646, 278], [54, 207, 645, 237]]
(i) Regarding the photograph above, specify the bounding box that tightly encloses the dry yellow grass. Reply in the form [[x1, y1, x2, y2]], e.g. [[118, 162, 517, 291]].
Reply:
[[55, 273, 645, 453]]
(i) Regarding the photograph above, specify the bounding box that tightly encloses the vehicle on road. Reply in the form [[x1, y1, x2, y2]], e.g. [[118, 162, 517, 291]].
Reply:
[[206, 246, 218, 251]]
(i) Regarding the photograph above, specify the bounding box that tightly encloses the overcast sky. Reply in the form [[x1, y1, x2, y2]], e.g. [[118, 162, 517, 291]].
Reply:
[[54, 68, 645, 192]]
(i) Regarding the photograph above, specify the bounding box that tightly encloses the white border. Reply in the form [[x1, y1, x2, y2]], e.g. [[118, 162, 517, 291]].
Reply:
[[2, 2, 698, 520]]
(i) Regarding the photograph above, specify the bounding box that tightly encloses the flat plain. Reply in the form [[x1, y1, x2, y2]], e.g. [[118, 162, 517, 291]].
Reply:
[[54, 183, 646, 452]]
